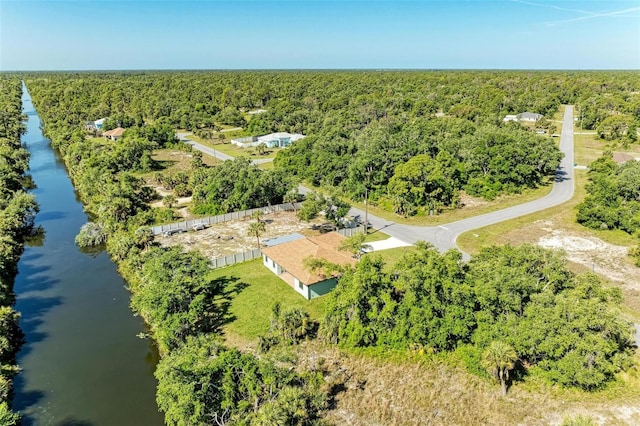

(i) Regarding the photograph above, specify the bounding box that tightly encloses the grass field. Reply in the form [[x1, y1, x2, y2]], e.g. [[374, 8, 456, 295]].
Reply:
[[208, 259, 327, 343]]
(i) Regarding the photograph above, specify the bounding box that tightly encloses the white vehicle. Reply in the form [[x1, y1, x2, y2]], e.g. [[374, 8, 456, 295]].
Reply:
[[192, 223, 206, 231]]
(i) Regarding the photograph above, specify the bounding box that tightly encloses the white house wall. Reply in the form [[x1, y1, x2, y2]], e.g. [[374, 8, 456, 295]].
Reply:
[[263, 255, 281, 275], [293, 278, 310, 299]]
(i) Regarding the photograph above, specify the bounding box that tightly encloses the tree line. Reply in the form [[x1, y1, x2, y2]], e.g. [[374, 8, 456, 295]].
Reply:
[[20, 70, 639, 216], [0, 78, 39, 425]]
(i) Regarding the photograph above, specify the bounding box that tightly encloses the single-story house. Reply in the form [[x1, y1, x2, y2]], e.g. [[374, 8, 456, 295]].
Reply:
[[503, 112, 543, 123], [231, 132, 305, 149], [261, 232, 357, 300], [262, 233, 305, 248], [517, 112, 543, 122], [103, 127, 125, 141], [85, 118, 106, 131], [612, 152, 638, 164]]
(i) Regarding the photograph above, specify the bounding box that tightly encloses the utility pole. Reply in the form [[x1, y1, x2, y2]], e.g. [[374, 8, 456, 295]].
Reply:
[[365, 186, 369, 233], [364, 164, 372, 233]]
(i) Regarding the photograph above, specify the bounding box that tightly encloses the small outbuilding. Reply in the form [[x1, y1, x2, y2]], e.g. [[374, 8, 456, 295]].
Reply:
[[261, 232, 357, 300]]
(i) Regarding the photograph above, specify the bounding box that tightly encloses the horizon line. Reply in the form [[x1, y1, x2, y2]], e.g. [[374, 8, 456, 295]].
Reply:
[[2, 67, 639, 73]]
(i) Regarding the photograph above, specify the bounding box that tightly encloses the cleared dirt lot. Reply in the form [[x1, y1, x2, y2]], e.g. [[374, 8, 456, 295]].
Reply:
[[157, 211, 326, 258]]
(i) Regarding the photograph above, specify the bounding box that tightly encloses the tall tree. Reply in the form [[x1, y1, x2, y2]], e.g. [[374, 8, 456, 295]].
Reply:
[[247, 219, 266, 249], [481, 341, 518, 395]]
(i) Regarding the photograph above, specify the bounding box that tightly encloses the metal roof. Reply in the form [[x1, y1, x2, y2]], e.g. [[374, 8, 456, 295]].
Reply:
[[263, 232, 305, 247]]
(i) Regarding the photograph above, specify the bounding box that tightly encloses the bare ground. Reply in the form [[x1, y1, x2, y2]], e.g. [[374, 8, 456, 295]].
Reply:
[[157, 211, 325, 258], [489, 219, 640, 316]]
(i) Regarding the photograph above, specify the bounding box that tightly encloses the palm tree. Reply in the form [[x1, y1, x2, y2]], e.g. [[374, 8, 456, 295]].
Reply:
[[338, 233, 371, 259], [283, 187, 299, 212], [481, 341, 518, 395], [247, 220, 266, 249]]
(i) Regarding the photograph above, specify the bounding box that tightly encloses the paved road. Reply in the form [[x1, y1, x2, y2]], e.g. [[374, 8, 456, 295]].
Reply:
[[176, 132, 274, 165], [185, 106, 575, 257], [330, 105, 575, 258]]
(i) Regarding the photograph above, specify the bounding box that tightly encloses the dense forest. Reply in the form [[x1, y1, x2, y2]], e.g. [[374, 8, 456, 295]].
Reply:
[[14, 70, 640, 424], [322, 243, 634, 391], [0, 78, 39, 424], [21, 71, 639, 217], [577, 152, 640, 235]]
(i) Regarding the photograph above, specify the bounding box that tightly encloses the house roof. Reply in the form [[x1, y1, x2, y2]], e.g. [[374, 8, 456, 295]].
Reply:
[[263, 233, 305, 247], [518, 112, 543, 120], [103, 127, 125, 137], [612, 152, 635, 164], [261, 232, 357, 285], [256, 132, 305, 143]]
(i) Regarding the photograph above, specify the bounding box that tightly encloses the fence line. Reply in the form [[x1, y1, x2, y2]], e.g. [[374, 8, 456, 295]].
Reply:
[[208, 227, 365, 269], [151, 202, 302, 235], [210, 248, 262, 269], [337, 225, 366, 237]]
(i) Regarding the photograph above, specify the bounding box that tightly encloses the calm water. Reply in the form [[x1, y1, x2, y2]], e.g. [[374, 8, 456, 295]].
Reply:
[[13, 84, 164, 425]]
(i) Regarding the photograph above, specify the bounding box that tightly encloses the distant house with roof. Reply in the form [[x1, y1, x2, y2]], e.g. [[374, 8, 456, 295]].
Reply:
[[261, 232, 357, 300], [103, 127, 125, 141], [231, 132, 305, 149], [612, 152, 639, 164], [503, 112, 543, 123], [85, 118, 106, 132]]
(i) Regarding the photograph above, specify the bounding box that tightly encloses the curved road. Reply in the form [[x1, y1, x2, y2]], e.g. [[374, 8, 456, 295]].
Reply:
[[347, 105, 575, 258], [183, 106, 575, 257], [177, 132, 274, 165]]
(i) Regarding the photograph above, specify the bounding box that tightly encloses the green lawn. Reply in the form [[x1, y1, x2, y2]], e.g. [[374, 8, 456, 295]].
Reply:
[[212, 141, 284, 160], [365, 246, 417, 272], [363, 230, 391, 243], [208, 259, 328, 341]]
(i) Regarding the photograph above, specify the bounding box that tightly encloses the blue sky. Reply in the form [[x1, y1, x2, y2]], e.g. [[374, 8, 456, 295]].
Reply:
[[1, 0, 639, 70]]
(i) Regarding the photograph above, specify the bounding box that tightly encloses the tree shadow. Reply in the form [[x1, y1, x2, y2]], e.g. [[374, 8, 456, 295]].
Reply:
[[10, 387, 46, 423], [151, 159, 177, 171], [206, 276, 248, 334], [554, 169, 570, 182], [55, 418, 95, 426], [16, 294, 63, 358], [34, 210, 68, 222]]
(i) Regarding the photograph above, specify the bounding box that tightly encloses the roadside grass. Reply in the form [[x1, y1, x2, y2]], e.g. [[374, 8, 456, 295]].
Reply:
[[362, 229, 390, 243], [211, 141, 284, 160], [209, 259, 327, 342], [344, 183, 554, 226], [365, 246, 417, 272], [458, 132, 640, 256], [257, 161, 275, 170]]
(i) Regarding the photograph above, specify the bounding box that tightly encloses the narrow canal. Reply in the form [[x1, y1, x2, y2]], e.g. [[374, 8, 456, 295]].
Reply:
[[13, 85, 163, 425]]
